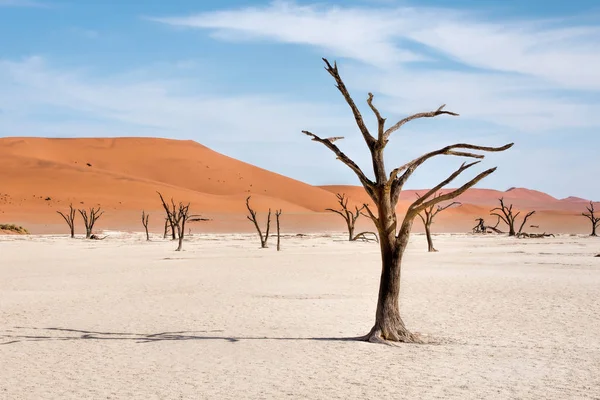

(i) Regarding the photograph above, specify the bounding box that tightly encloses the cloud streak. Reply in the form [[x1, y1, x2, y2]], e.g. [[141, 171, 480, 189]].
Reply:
[[150, 1, 600, 134]]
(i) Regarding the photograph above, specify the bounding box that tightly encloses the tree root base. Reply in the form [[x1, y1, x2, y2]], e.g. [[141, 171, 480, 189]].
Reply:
[[357, 327, 429, 345]]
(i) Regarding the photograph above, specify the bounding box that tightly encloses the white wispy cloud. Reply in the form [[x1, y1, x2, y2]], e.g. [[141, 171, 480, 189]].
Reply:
[[147, 0, 600, 140]]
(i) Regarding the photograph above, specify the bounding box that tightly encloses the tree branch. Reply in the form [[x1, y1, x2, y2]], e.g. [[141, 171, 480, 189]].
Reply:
[[367, 92, 386, 142], [408, 166, 497, 218], [383, 104, 459, 141], [389, 143, 513, 184], [302, 130, 375, 196], [411, 161, 481, 210], [322, 58, 376, 148]]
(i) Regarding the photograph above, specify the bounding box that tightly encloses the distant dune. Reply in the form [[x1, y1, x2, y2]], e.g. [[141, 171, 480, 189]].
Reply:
[[0, 137, 596, 234]]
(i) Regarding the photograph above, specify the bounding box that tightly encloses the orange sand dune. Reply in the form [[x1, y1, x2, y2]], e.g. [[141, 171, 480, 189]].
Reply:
[[0, 137, 596, 234]]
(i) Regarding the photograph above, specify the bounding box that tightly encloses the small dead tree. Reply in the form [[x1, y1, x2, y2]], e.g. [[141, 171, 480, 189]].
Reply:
[[326, 193, 376, 241], [246, 196, 270, 248], [417, 193, 460, 252], [490, 198, 535, 236], [78, 207, 104, 239], [303, 58, 512, 343], [173, 203, 190, 251], [472, 217, 503, 234], [141, 210, 150, 241], [582, 201, 599, 237], [57, 204, 76, 238], [158, 192, 177, 240], [157, 193, 207, 251], [276, 209, 282, 251]]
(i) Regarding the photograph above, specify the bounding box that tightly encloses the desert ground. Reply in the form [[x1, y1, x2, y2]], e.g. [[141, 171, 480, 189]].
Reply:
[[1, 232, 599, 399]]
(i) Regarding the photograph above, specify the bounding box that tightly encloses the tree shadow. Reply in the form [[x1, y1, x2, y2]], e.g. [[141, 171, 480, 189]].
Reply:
[[0, 327, 361, 346]]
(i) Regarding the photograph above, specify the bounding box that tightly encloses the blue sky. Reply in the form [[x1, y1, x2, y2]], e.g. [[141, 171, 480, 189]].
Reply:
[[1, 0, 599, 200]]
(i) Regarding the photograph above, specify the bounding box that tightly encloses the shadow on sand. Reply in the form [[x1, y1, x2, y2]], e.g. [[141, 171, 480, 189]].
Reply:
[[0, 327, 359, 345]]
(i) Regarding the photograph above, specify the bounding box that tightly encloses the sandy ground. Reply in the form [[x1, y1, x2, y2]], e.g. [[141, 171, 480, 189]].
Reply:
[[1, 232, 599, 399]]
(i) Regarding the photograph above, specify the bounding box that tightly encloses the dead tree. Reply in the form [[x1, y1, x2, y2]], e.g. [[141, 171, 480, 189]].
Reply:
[[157, 193, 207, 251], [141, 211, 150, 241], [490, 198, 535, 236], [57, 204, 76, 238], [416, 193, 460, 252], [582, 201, 599, 237], [473, 218, 486, 233], [246, 196, 270, 248], [303, 58, 512, 343], [326, 193, 377, 241], [472, 217, 503, 234], [158, 192, 177, 240], [275, 209, 282, 251], [78, 207, 104, 239]]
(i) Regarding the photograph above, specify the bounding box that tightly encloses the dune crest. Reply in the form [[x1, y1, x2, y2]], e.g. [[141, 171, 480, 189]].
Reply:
[[0, 137, 594, 234]]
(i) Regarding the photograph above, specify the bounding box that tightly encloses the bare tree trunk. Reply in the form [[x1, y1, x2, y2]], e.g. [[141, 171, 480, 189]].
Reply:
[[142, 211, 150, 241], [276, 210, 282, 251], [348, 222, 355, 242], [176, 217, 184, 251], [425, 222, 437, 252], [363, 217, 416, 343]]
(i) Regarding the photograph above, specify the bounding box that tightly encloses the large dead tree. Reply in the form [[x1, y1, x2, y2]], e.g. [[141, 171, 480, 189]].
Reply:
[[326, 193, 377, 241], [303, 58, 512, 344], [276, 209, 282, 251], [57, 204, 76, 238], [416, 193, 460, 252], [157, 192, 207, 251], [582, 201, 599, 237], [78, 207, 104, 239], [246, 196, 270, 248], [490, 198, 535, 236], [142, 211, 150, 241]]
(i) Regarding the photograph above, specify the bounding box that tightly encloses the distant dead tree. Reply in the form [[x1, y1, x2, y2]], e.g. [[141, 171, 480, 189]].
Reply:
[[78, 207, 104, 239], [582, 201, 599, 237], [472, 218, 486, 234], [158, 192, 177, 240], [275, 209, 282, 251], [57, 204, 76, 238], [326, 193, 377, 242], [416, 193, 460, 252], [246, 196, 271, 248], [157, 192, 207, 251], [490, 198, 535, 236], [302, 58, 512, 343], [472, 216, 503, 234], [141, 210, 150, 241]]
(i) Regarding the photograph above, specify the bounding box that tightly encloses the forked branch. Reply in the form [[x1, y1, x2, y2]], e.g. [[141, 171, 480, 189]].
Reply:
[[322, 58, 376, 148], [384, 104, 459, 141], [302, 130, 375, 197]]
